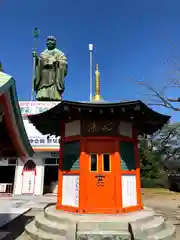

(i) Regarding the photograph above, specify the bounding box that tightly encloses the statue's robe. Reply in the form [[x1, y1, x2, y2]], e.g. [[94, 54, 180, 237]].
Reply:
[[34, 48, 68, 101]]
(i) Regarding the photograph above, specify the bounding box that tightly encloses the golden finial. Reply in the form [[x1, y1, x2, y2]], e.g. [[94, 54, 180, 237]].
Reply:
[[92, 64, 103, 101]]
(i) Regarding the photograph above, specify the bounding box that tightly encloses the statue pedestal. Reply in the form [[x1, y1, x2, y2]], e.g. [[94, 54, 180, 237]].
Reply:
[[18, 205, 176, 240]]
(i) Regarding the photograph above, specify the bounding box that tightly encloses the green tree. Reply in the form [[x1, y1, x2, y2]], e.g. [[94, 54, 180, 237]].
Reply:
[[153, 123, 180, 170], [139, 136, 163, 179], [139, 122, 180, 188]]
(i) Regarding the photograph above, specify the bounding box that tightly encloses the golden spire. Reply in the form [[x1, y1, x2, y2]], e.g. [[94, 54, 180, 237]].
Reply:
[[92, 64, 103, 101]]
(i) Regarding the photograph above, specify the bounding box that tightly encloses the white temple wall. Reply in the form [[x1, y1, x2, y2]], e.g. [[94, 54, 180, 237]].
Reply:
[[34, 158, 44, 195], [13, 160, 23, 195]]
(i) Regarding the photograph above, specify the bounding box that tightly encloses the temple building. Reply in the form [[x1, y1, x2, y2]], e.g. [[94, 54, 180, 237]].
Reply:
[[0, 71, 33, 194], [17, 101, 60, 196], [0, 63, 169, 202], [0, 70, 61, 196], [28, 64, 170, 214], [2, 35, 174, 238], [8, 101, 61, 196], [0, 63, 170, 204]]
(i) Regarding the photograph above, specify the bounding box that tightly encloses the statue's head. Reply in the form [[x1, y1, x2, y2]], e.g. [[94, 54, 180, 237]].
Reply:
[[46, 36, 56, 50]]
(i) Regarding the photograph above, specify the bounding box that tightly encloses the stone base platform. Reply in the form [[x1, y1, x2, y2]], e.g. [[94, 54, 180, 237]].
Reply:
[[18, 206, 176, 240]]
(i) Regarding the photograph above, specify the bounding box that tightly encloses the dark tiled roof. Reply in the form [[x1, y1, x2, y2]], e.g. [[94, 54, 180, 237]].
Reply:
[[28, 100, 170, 136]]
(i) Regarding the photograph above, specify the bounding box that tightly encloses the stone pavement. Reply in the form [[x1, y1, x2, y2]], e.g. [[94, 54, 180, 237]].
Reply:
[[0, 195, 56, 210], [0, 195, 56, 239], [0, 199, 31, 239]]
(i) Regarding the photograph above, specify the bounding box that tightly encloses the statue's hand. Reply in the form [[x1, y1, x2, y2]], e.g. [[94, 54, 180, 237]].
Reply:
[[32, 51, 37, 58]]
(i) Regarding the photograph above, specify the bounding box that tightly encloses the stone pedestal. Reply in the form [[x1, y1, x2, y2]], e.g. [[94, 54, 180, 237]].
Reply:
[[18, 206, 176, 240]]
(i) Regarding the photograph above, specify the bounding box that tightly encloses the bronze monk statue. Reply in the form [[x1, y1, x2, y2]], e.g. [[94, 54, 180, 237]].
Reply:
[[34, 36, 68, 101]]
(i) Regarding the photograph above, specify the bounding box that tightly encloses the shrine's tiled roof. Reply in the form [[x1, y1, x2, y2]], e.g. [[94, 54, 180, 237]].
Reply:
[[28, 100, 170, 137]]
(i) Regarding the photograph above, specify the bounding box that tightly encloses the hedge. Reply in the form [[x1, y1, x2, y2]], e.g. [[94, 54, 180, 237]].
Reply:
[[141, 173, 169, 189]]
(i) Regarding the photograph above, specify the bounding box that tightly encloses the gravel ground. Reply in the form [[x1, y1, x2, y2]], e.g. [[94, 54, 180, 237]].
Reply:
[[143, 190, 180, 239], [0, 190, 180, 239]]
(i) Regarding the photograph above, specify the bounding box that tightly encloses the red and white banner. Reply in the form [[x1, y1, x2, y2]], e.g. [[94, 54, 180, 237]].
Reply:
[[21, 169, 36, 194]]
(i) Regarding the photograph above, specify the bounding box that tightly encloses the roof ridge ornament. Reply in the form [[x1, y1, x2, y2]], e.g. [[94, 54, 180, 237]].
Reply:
[[92, 64, 103, 101]]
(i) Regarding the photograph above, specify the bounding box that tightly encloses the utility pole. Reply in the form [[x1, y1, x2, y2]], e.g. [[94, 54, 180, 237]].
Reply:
[[88, 44, 93, 101]]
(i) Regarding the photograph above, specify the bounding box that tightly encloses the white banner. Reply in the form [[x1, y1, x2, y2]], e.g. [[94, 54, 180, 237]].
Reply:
[[28, 136, 60, 147], [19, 101, 59, 115], [122, 174, 137, 208], [21, 171, 35, 194], [62, 175, 79, 207]]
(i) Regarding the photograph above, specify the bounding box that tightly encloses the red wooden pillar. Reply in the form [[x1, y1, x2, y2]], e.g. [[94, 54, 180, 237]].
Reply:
[[79, 138, 86, 213], [133, 128, 143, 210], [56, 121, 65, 209]]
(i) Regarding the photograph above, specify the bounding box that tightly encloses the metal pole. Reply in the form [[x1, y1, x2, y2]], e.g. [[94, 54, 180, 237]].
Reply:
[[31, 54, 36, 101], [90, 50, 92, 101], [31, 28, 39, 101], [89, 44, 93, 101]]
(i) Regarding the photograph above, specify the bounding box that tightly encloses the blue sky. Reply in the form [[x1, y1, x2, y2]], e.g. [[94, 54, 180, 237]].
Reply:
[[1, 0, 180, 121]]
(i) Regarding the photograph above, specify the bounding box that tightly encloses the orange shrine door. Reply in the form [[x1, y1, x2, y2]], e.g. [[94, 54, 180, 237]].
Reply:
[[85, 140, 117, 213]]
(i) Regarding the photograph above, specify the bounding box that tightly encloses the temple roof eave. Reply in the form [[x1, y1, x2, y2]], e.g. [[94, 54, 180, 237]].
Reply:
[[0, 75, 34, 159], [28, 100, 170, 137]]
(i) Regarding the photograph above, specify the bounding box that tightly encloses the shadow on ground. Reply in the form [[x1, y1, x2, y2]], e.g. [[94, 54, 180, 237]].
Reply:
[[0, 212, 34, 239]]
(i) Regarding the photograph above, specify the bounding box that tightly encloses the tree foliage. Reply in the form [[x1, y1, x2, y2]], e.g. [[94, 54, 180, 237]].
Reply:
[[132, 41, 180, 112], [135, 79, 180, 111], [139, 135, 163, 179], [139, 122, 180, 177], [152, 123, 180, 170], [133, 42, 180, 178]]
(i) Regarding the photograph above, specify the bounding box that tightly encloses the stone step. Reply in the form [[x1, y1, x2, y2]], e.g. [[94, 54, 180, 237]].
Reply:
[[137, 216, 165, 235], [35, 212, 68, 235], [21, 206, 176, 240], [45, 205, 156, 225], [44, 207, 73, 224], [77, 221, 128, 232], [131, 210, 156, 225], [147, 223, 176, 240], [25, 221, 66, 240], [16, 232, 32, 240], [77, 231, 131, 240]]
